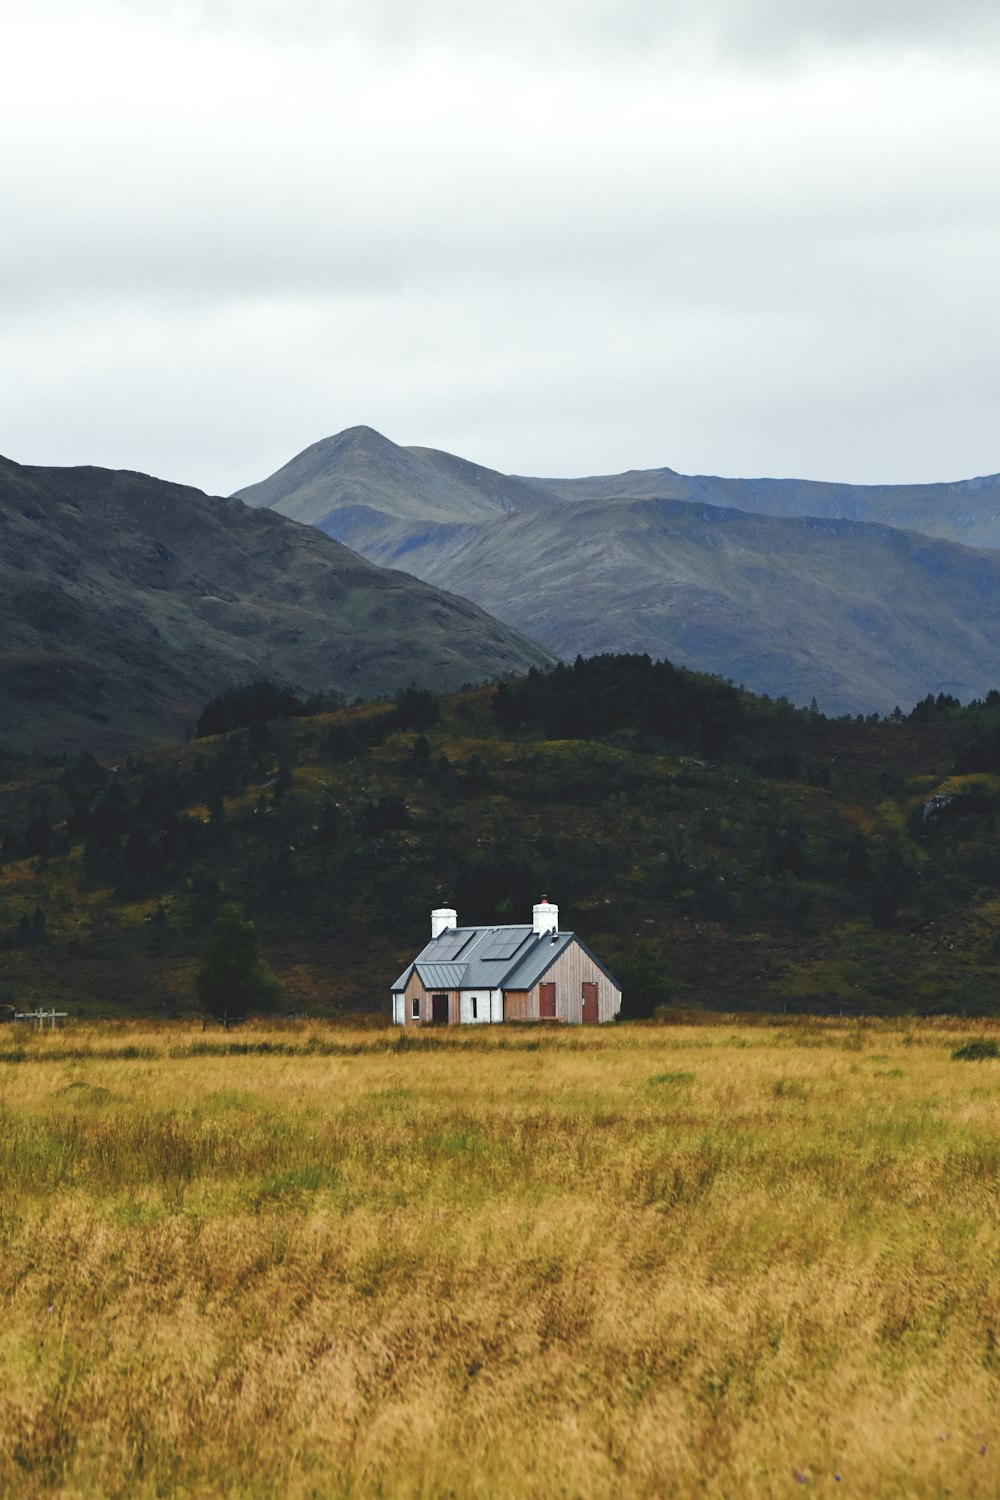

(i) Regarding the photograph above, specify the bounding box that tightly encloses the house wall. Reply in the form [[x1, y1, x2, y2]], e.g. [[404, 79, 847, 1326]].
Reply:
[[504, 990, 530, 1022], [521, 941, 621, 1024], [401, 968, 460, 1025], [459, 990, 503, 1024], [403, 967, 423, 1025]]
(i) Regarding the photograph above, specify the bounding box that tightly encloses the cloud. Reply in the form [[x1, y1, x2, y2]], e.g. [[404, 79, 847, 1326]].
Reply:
[[145, 0, 1000, 48], [2, 0, 999, 492], [18, 0, 1000, 59]]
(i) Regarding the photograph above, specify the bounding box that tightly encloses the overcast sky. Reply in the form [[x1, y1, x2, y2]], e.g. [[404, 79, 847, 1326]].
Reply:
[[3, 0, 1000, 495]]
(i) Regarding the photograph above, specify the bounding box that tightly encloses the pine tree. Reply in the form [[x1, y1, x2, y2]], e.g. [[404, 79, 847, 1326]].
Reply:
[[195, 903, 283, 1025]]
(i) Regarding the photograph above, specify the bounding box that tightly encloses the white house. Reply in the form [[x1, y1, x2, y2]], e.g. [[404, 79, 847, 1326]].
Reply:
[[391, 897, 622, 1025]]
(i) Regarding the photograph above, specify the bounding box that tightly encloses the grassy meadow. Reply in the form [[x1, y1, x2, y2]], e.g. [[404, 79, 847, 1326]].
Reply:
[[2, 1017, 1000, 1498]]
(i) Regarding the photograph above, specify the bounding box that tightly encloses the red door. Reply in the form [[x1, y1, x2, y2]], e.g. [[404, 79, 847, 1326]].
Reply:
[[582, 982, 598, 1024], [431, 993, 449, 1024], [539, 982, 556, 1019]]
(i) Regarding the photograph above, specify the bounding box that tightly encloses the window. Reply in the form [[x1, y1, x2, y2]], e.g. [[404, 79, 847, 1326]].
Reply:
[[471, 996, 478, 1019], [412, 996, 420, 1019]]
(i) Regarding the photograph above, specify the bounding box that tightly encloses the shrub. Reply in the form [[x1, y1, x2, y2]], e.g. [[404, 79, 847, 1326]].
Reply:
[[951, 1038, 1000, 1061]]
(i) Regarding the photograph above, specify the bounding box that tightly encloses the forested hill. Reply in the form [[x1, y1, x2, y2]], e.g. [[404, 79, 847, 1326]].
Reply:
[[4, 655, 1000, 1021]]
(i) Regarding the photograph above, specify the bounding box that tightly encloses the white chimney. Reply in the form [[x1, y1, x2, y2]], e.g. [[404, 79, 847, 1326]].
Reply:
[[431, 907, 458, 939], [532, 895, 558, 936]]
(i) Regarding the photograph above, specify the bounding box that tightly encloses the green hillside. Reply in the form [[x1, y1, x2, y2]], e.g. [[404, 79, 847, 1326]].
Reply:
[[3, 657, 1000, 1020]]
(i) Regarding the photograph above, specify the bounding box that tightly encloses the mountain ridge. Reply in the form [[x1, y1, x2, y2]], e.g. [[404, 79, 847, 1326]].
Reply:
[[235, 428, 1000, 715], [517, 462, 1000, 546]]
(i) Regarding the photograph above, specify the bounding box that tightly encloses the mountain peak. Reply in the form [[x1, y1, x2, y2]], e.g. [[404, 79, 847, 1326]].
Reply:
[[324, 424, 396, 450], [236, 427, 548, 530], [234, 429, 1000, 716]]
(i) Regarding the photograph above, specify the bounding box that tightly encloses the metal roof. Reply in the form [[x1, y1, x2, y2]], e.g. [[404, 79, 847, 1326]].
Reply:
[[502, 931, 575, 990], [458, 927, 535, 989], [391, 923, 621, 995], [414, 961, 468, 990], [395, 924, 620, 996]]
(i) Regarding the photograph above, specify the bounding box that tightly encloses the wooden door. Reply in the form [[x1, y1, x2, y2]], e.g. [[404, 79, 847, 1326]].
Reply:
[[431, 993, 449, 1024], [539, 982, 556, 1019], [582, 981, 598, 1024]]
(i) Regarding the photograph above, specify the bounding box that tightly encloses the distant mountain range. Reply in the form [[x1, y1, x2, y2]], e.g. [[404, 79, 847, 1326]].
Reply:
[[525, 464, 1000, 550], [235, 427, 1000, 716], [0, 456, 554, 755]]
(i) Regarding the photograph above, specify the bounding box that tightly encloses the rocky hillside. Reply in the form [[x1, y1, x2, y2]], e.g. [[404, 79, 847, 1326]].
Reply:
[[236, 428, 1000, 715], [0, 455, 555, 756]]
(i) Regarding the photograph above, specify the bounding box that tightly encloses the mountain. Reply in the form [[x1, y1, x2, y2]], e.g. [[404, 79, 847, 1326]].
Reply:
[[383, 498, 1000, 716], [523, 465, 1000, 550], [242, 425, 550, 534], [235, 428, 1000, 715], [0, 455, 555, 756]]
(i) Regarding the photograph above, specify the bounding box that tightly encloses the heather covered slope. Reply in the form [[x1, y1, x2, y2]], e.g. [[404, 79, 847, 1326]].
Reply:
[[237, 429, 1000, 715], [0, 455, 555, 756]]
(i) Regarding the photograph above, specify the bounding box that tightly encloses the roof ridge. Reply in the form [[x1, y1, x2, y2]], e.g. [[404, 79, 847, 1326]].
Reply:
[[449, 922, 532, 931]]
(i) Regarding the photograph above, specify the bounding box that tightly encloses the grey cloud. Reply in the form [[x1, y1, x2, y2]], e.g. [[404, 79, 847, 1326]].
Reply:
[[111, 0, 1000, 56], [666, 0, 1000, 55], [7, 201, 999, 496], [3, 0, 999, 498], [4, 48, 997, 317]]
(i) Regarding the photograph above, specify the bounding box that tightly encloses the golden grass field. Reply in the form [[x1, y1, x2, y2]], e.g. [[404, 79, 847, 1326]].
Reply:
[[2, 1018, 999, 1499]]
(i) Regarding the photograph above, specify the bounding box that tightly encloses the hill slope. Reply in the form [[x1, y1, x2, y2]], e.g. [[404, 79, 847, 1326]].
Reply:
[[4, 660, 1000, 1020], [0, 455, 555, 756], [236, 429, 1000, 715], [401, 498, 1000, 715]]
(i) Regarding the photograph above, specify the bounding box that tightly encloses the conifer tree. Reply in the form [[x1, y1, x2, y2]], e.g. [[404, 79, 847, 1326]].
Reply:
[[196, 903, 282, 1025]]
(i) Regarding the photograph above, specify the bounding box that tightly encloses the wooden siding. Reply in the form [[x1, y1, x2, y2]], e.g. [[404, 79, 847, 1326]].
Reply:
[[522, 940, 621, 1025], [504, 990, 530, 1022], [402, 969, 459, 1025], [403, 967, 424, 1025]]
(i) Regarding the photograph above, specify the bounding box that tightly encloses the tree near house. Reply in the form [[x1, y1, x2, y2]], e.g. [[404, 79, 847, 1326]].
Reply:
[[614, 939, 670, 1019], [196, 903, 283, 1025]]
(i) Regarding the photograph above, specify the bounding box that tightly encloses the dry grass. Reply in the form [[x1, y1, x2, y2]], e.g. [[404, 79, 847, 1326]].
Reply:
[[2, 1017, 1000, 1497]]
